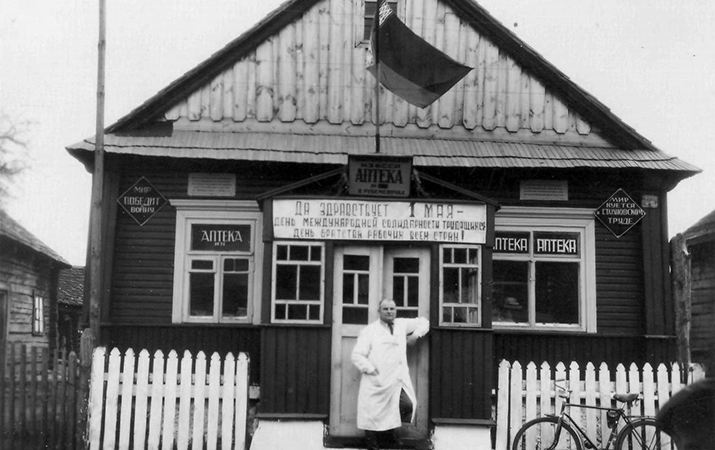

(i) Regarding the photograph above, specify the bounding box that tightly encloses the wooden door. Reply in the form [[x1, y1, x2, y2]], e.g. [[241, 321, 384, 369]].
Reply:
[[329, 245, 430, 438]]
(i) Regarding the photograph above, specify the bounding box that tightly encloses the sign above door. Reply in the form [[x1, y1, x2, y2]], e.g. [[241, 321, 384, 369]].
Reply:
[[347, 155, 412, 198], [272, 198, 487, 244]]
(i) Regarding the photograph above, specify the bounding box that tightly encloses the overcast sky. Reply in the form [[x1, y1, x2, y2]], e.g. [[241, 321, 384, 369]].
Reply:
[[2, 0, 713, 266]]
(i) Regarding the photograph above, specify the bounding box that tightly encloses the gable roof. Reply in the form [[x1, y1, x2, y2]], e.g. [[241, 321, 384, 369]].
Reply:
[[0, 208, 71, 267], [67, 0, 700, 182]]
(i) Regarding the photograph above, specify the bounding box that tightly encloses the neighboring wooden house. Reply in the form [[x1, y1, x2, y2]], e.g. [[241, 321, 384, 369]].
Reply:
[[0, 208, 71, 367], [66, 0, 699, 448], [58, 266, 84, 353], [671, 210, 715, 375]]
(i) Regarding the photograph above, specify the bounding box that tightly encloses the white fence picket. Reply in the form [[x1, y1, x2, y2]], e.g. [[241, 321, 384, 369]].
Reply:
[[192, 351, 208, 450], [118, 348, 135, 450], [133, 350, 151, 450], [161, 350, 179, 450], [177, 350, 193, 450], [86, 347, 251, 450], [496, 359, 705, 450], [148, 350, 165, 450]]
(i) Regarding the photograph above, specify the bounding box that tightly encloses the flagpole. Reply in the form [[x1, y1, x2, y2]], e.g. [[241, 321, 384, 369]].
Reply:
[[374, 1, 381, 154]]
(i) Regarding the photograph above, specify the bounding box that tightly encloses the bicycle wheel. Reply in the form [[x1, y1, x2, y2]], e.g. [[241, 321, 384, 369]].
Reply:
[[512, 416, 583, 450], [615, 418, 674, 450]]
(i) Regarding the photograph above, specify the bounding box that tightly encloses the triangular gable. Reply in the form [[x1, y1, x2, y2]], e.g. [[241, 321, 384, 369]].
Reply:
[[105, 0, 656, 152]]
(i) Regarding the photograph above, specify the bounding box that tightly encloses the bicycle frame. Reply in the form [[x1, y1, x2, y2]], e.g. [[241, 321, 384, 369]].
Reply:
[[548, 396, 640, 450]]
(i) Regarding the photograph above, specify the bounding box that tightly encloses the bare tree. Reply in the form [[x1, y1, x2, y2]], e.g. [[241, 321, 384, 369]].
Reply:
[[0, 113, 31, 206]]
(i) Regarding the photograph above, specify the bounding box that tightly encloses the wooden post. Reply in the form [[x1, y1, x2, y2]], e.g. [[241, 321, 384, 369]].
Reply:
[[670, 233, 691, 366], [88, 0, 107, 341]]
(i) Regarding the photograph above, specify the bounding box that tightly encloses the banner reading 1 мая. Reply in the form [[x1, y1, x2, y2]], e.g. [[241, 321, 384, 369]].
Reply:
[[272, 199, 487, 244]]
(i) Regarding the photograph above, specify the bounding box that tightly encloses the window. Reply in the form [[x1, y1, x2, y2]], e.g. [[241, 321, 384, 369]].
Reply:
[[33, 295, 45, 335], [171, 200, 262, 324], [440, 245, 481, 326], [272, 241, 325, 323], [492, 207, 596, 332]]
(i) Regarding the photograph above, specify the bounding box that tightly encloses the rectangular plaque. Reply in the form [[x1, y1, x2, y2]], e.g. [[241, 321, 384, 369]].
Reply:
[[188, 173, 236, 197], [520, 180, 568, 201]]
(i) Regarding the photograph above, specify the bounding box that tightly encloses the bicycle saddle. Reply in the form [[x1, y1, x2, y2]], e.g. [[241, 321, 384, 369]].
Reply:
[[613, 393, 639, 403]]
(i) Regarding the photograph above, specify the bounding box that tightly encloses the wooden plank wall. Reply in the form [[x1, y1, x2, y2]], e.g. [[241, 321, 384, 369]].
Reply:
[[101, 324, 261, 382], [259, 326, 332, 416], [430, 329, 493, 420], [494, 333, 678, 369], [690, 244, 715, 366]]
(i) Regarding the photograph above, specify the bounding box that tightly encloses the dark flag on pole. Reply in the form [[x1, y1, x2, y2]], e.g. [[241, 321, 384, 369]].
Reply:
[[368, 0, 472, 109]]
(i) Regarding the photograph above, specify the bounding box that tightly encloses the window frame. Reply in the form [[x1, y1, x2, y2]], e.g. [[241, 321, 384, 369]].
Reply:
[[493, 207, 596, 333], [33, 294, 45, 336], [271, 240, 326, 325], [439, 244, 483, 327], [171, 200, 263, 325]]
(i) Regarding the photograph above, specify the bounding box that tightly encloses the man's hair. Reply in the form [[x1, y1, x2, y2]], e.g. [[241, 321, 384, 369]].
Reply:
[[378, 298, 395, 308]]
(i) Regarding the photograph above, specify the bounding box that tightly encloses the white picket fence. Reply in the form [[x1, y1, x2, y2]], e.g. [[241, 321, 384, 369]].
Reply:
[[495, 360, 705, 450], [87, 347, 250, 450]]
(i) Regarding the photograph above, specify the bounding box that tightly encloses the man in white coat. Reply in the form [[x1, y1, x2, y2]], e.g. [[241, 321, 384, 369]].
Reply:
[[351, 298, 430, 449]]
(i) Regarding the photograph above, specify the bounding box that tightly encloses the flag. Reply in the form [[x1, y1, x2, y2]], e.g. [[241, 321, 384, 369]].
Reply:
[[368, 0, 472, 109]]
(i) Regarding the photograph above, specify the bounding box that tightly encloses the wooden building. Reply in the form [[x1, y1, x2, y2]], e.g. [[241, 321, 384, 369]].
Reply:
[[58, 266, 85, 353], [671, 210, 715, 375], [66, 0, 699, 448], [0, 208, 71, 368]]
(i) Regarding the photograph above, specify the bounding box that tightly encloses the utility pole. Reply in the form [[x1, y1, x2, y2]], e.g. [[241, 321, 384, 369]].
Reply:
[[88, 0, 106, 341]]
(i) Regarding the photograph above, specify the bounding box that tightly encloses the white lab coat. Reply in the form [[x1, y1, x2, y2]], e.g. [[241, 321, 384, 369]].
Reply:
[[351, 317, 429, 431]]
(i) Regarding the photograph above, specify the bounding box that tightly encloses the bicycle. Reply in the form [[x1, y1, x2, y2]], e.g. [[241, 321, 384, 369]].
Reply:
[[511, 381, 674, 450]]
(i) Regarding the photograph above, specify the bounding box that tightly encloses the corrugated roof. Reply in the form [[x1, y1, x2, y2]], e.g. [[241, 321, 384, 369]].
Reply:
[[67, 131, 700, 174], [0, 208, 71, 267]]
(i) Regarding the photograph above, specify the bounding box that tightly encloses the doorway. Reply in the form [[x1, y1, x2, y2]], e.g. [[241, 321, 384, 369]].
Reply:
[[329, 245, 430, 439]]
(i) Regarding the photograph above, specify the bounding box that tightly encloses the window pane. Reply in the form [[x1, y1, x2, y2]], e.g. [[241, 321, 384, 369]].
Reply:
[[309, 305, 320, 321], [357, 274, 369, 304], [394, 257, 419, 273], [288, 304, 308, 320], [299, 266, 321, 300], [453, 247, 467, 264], [291, 245, 309, 261], [393, 276, 404, 306], [224, 258, 249, 272], [443, 267, 459, 303], [276, 245, 288, 261], [275, 303, 286, 320], [442, 247, 452, 264], [276, 265, 297, 300], [222, 273, 248, 318], [493, 260, 528, 323], [343, 307, 368, 324], [407, 277, 418, 307], [189, 272, 214, 316], [192, 260, 213, 270], [310, 246, 322, 261], [342, 274, 355, 304], [461, 267, 479, 304], [535, 261, 579, 324], [344, 255, 369, 271]]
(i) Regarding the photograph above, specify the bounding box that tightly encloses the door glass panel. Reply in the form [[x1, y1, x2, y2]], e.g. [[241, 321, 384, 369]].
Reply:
[[342, 254, 370, 324], [392, 257, 419, 318]]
